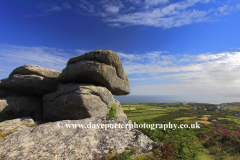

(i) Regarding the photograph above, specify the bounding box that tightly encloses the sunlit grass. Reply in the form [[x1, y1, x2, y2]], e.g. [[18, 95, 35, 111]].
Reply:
[[122, 107, 137, 110], [128, 114, 167, 121], [199, 115, 211, 120], [196, 120, 211, 124]]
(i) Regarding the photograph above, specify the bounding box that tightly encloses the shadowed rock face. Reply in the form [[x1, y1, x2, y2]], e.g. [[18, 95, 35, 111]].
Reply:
[[0, 75, 60, 96], [56, 50, 130, 95], [0, 117, 160, 160], [0, 91, 43, 120], [9, 64, 61, 79], [43, 83, 127, 121]]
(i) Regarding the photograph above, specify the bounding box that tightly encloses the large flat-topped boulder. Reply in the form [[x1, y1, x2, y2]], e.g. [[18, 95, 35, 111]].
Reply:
[[0, 74, 60, 96], [0, 117, 160, 160], [43, 83, 128, 121], [0, 91, 43, 120], [56, 50, 130, 95], [9, 64, 61, 79]]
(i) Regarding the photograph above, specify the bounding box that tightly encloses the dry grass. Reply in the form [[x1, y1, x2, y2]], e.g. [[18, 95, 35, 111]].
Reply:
[[196, 120, 211, 124], [175, 117, 198, 120], [199, 115, 211, 120]]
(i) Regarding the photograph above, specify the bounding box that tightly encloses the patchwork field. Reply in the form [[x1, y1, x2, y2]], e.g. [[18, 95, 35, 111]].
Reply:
[[222, 106, 240, 111], [175, 115, 212, 124], [122, 103, 240, 125], [218, 116, 240, 124], [122, 103, 191, 121]]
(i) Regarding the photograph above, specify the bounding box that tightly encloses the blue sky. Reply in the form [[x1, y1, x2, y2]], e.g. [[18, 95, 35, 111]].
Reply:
[[1, 0, 240, 102]]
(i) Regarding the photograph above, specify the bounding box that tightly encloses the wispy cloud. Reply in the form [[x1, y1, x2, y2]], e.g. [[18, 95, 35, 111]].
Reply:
[[75, 49, 90, 55], [47, 6, 62, 12], [24, 3, 71, 17], [145, 0, 169, 5], [74, 0, 223, 28], [0, 44, 76, 78], [62, 3, 71, 9], [216, 5, 233, 15], [23, 0, 239, 28], [236, 3, 240, 9]]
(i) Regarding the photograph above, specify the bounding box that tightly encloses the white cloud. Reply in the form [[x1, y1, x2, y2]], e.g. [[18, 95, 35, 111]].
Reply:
[[127, 0, 142, 5], [102, 0, 124, 14], [62, 3, 71, 9], [216, 5, 233, 15], [236, 4, 240, 9], [49, 6, 62, 12], [78, 0, 96, 13], [105, 1, 211, 28], [104, 5, 121, 13], [127, 51, 240, 99], [218, 5, 227, 12], [73, 0, 238, 28], [118, 51, 240, 87], [145, 0, 168, 5], [75, 49, 89, 55]]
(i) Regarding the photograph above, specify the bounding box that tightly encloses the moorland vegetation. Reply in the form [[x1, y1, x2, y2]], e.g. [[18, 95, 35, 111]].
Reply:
[[105, 103, 240, 160]]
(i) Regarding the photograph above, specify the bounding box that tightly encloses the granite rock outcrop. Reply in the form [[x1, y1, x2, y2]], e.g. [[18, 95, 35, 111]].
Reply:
[[43, 83, 127, 121], [56, 50, 130, 95], [0, 117, 160, 160]]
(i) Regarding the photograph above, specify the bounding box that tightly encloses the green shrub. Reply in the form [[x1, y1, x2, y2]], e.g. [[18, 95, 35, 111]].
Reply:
[[107, 103, 117, 119]]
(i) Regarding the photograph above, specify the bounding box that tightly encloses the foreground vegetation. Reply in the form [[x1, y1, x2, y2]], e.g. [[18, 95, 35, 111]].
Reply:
[[105, 103, 240, 160]]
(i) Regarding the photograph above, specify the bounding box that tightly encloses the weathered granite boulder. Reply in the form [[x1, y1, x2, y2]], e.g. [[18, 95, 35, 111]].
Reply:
[[0, 74, 60, 96], [0, 65, 62, 95], [0, 117, 35, 134], [0, 91, 43, 120], [9, 64, 61, 79], [43, 83, 128, 121], [0, 117, 160, 160], [56, 50, 130, 95]]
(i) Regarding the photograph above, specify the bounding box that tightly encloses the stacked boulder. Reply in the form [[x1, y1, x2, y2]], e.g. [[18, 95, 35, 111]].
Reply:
[[0, 50, 129, 121], [43, 50, 130, 121], [0, 65, 61, 119], [56, 50, 130, 95]]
